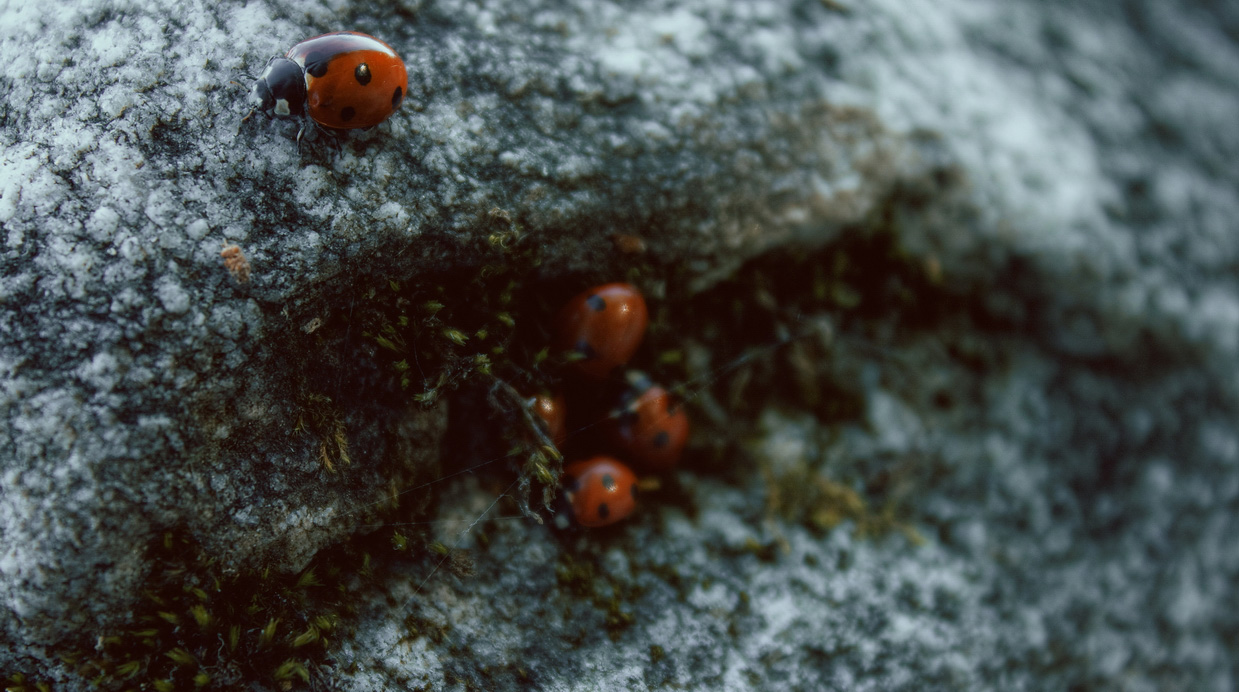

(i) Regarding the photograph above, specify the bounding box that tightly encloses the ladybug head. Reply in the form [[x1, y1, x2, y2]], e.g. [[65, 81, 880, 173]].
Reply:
[[249, 57, 306, 118]]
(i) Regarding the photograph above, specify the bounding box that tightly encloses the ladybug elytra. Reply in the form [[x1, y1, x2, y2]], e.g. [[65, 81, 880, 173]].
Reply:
[[552, 283, 648, 380], [532, 391, 569, 449], [607, 376, 689, 473], [563, 456, 638, 528]]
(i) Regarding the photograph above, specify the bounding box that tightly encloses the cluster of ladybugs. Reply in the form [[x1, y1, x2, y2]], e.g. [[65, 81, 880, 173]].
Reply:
[[534, 283, 690, 529], [245, 36, 685, 528]]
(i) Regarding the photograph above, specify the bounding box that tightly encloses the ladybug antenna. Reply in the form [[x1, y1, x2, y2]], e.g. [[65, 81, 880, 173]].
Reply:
[[228, 72, 258, 90]]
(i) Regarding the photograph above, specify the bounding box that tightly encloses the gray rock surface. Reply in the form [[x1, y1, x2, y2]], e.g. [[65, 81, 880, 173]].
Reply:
[[1, 0, 1237, 689]]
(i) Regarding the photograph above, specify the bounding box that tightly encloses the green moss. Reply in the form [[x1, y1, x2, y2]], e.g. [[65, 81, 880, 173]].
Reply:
[[293, 392, 351, 472], [4, 673, 53, 692], [401, 614, 449, 646], [657, 226, 953, 423], [739, 538, 781, 563], [649, 644, 666, 663], [62, 530, 382, 691], [555, 552, 645, 640], [391, 531, 410, 551], [647, 219, 962, 538]]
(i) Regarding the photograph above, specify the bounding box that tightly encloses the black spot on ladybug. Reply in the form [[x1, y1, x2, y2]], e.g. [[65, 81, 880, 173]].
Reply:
[[597, 502, 610, 520], [567, 479, 580, 493], [340, 106, 356, 122], [652, 431, 670, 449], [586, 294, 606, 312], [354, 62, 371, 85], [305, 53, 330, 78], [575, 340, 598, 359], [392, 86, 403, 109], [601, 474, 616, 491]]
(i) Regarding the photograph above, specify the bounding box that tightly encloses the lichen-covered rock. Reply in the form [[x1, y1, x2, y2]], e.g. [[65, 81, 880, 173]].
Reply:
[[2, 0, 1237, 689], [0, 0, 910, 667]]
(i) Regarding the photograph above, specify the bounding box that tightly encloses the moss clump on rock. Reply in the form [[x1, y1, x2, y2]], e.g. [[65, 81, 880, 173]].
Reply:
[[69, 531, 358, 690]]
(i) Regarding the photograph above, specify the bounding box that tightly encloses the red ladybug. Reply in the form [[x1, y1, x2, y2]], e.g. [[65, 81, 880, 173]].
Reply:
[[607, 377, 689, 472], [552, 283, 648, 379], [250, 31, 408, 131], [563, 456, 638, 527], [532, 391, 568, 449]]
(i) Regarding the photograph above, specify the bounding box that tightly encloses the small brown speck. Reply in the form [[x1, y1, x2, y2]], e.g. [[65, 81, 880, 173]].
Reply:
[[612, 234, 647, 254], [220, 244, 251, 284], [302, 317, 325, 334]]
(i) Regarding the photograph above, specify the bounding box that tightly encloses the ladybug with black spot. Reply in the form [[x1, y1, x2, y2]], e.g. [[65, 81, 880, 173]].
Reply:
[[249, 31, 407, 134], [606, 373, 689, 473], [531, 390, 568, 449], [552, 283, 648, 380], [561, 456, 638, 528]]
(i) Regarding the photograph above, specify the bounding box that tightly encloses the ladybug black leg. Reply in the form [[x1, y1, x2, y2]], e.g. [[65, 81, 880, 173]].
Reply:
[[315, 122, 345, 158]]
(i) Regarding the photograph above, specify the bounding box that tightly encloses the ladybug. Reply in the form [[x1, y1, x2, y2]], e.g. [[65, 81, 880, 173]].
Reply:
[[607, 375, 689, 472], [249, 31, 408, 132], [531, 391, 568, 449], [562, 456, 638, 527], [552, 283, 648, 379]]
